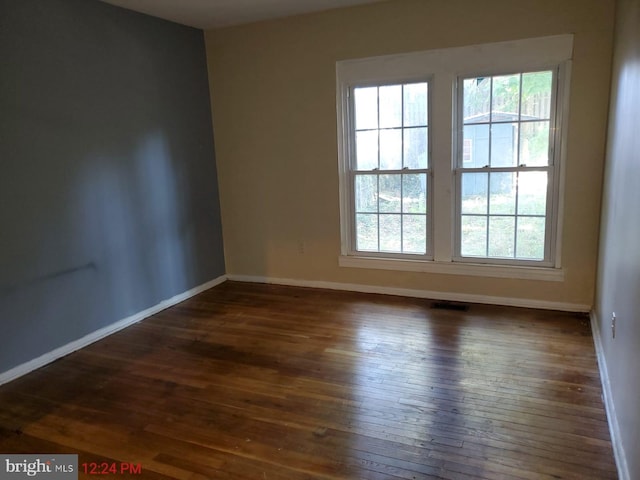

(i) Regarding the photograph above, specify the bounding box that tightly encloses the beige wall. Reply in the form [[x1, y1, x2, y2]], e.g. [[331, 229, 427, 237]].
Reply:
[[205, 0, 614, 308], [595, 0, 640, 477]]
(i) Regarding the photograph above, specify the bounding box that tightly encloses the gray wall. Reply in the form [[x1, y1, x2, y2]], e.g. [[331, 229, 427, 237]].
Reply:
[[0, 0, 225, 373], [595, 0, 640, 478]]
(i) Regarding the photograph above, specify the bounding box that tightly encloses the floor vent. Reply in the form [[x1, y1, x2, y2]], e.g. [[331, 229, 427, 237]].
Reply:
[[430, 301, 470, 311]]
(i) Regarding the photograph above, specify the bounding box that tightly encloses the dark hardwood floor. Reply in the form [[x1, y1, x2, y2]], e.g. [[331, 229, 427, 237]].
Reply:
[[0, 281, 617, 479]]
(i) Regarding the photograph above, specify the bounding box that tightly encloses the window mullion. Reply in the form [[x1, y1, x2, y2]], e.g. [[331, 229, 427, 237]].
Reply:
[[431, 72, 454, 262], [376, 173, 380, 251], [376, 87, 381, 252], [400, 85, 405, 253], [486, 78, 493, 258], [514, 74, 524, 258], [488, 77, 494, 167], [514, 171, 521, 258], [348, 88, 357, 254], [485, 172, 490, 257]]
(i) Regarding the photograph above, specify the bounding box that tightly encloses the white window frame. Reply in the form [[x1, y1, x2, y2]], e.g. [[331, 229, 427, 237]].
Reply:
[[336, 35, 573, 281], [453, 67, 566, 267], [346, 79, 433, 260]]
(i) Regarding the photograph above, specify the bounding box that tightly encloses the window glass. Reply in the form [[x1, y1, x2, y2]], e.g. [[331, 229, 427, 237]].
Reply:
[[352, 82, 429, 255], [459, 71, 554, 261]]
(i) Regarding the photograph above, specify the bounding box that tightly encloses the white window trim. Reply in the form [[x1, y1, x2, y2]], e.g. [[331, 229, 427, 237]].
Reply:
[[336, 35, 573, 280], [338, 256, 565, 281]]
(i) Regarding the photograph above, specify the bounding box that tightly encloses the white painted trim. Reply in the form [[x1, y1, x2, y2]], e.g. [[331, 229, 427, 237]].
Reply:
[[339, 255, 565, 281], [336, 35, 574, 85], [336, 35, 574, 269], [589, 311, 630, 480], [227, 274, 589, 312], [553, 60, 572, 269], [0, 275, 228, 387]]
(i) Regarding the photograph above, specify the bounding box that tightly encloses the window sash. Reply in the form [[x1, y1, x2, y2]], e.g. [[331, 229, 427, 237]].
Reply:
[[347, 81, 432, 258], [349, 169, 431, 257], [453, 69, 560, 266]]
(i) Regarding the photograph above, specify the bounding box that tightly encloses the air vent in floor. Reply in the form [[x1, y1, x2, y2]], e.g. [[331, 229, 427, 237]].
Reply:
[[430, 301, 470, 311]]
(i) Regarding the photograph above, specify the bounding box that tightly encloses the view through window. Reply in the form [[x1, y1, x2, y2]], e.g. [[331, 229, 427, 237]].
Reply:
[[352, 82, 430, 255]]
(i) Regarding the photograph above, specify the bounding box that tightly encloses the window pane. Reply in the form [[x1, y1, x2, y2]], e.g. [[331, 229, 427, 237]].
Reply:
[[516, 217, 545, 259], [492, 74, 520, 120], [518, 171, 547, 215], [462, 124, 489, 168], [489, 172, 516, 215], [404, 127, 428, 169], [354, 87, 378, 130], [355, 175, 378, 213], [402, 174, 427, 213], [356, 130, 378, 170], [356, 214, 378, 251], [488, 216, 515, 257], [461, 172, 488, 214], [519, 121, 550, 166], [404, 82, 428, 127], [380, 214, 401, 252], [380, 129, 402, 170], [379, 85, 402, 128], [491, 123, 518, 167], [461, 216, 487, 256], [463, 77, 491, 123], [379, 174, 401, 213], [522, 71, 552, 120], [403, 215, 426, 254]]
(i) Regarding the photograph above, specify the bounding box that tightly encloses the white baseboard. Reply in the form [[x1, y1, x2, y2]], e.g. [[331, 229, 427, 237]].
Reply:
[[0, 274, 228, 387], [590, 311, 629, 480], [226, 274, 591, 312]]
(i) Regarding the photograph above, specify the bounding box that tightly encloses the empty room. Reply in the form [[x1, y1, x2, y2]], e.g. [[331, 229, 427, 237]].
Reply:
[[0, 0, 638, 479]]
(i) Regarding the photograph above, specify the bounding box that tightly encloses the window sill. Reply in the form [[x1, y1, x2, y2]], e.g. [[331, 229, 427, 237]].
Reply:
[[338, 256, 564, 282]]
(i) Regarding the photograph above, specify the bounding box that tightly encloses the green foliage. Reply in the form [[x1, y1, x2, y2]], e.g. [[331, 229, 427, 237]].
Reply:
[[463, 71, 552, 120]]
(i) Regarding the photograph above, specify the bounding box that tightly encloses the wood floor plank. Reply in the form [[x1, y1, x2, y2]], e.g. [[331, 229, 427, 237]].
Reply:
[[0, 281, 617, 479]]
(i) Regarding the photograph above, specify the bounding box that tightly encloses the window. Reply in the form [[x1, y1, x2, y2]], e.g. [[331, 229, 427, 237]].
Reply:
[[352, 82, 430, 256], [336, 36, 572, 279], [456, 71, 556, 264]]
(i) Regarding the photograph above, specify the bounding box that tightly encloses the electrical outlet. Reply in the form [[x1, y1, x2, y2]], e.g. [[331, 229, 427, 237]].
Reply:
[[611, 312, 616, 339], [297, 240, 305, 254]]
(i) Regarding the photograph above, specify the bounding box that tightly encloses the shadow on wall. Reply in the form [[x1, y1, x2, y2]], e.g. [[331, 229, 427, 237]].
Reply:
[[81, 133, 190, 313], [0, 127, 220, 373], [0, 0, 224, 373]]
